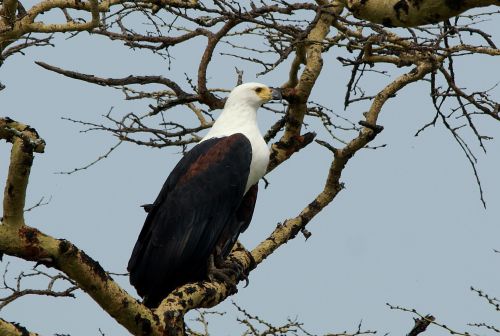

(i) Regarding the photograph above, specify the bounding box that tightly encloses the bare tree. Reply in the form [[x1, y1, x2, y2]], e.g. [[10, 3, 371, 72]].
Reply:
[[1, 0, 499, 335]]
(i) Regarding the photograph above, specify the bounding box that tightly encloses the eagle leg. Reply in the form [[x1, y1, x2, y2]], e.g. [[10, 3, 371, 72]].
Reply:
[[232, 242, 256, 288], [224, 254, 251, 288], [206, 254, 242, 294], [236, 255, 252, 288]]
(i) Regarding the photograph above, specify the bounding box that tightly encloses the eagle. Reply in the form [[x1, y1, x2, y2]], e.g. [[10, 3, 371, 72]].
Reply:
[[128, 83, 281, 308]]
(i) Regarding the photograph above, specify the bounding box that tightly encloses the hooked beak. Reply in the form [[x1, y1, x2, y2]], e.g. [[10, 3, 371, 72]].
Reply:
[[270, 87, 282, 100]]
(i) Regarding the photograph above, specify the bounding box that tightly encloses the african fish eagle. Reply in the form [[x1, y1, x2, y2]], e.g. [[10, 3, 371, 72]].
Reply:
[[128, 83, 281, 308]]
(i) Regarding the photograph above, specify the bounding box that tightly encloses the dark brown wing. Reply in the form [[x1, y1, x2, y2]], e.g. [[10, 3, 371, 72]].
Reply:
[[128, 134, 252, 307], [215, 184, 259, 258]]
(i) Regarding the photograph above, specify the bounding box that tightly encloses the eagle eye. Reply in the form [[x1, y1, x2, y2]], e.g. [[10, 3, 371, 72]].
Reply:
[[255, 87, 263, 93]]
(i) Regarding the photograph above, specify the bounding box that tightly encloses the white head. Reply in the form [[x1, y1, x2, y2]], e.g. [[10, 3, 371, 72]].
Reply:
[[202, 82, 281, 141], [224, 82, 280, 110]]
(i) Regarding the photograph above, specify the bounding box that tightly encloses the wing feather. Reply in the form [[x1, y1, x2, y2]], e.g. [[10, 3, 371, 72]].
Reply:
[[128, 134, 252, 307]]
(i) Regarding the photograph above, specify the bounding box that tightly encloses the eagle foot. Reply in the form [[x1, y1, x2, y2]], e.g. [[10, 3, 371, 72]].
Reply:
[[207, 255, 243, 293], [240, 272, 250, 288]]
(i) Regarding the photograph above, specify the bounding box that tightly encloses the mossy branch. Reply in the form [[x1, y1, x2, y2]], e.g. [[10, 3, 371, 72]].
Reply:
[[0, 117, 160, 335], [0, 318, 39, 336], [340, 0, 499, 27], [1, 118, 45, 227]]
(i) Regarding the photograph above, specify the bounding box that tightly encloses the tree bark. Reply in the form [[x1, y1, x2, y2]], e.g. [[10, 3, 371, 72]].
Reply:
[[341, 0, 499, 27]]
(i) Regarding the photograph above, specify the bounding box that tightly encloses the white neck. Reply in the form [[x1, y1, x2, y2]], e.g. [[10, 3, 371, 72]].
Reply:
[[202, 104, 259, 140]]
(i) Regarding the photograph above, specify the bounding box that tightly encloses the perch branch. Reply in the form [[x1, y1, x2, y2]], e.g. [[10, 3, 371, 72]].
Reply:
[[1, 118, 45, 227], [341, 0, 499, 27], [0, 318, 39, 336]]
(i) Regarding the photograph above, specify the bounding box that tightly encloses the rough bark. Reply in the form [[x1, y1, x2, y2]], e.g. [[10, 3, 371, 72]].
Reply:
[[341, 0, 499, 27], [0, 318, 39, 336], [0, 0, 498, 334]]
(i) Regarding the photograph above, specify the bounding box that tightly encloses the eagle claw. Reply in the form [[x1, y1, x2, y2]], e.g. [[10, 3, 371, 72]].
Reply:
[[207, 255, 247, 292]]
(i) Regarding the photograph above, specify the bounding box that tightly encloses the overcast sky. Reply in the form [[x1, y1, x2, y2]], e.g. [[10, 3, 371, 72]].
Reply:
[[1, 6, 499, 336]]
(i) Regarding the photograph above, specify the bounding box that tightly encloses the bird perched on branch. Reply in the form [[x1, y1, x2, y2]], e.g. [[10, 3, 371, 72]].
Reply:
[[128, 83, 282, 308]]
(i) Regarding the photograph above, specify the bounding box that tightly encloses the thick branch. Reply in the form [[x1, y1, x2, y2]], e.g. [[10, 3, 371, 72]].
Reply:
[[0, 0, 200, 52], [0, 118, 159, 335], [341, 0, 499, 27], [281, 3, 335, 140], [0, 225, 161, 335], [0, 318, 39, 336], [24, 0, 99, 33], [0, 0, 100, 51], [0, 0, 18, 27], [269, 1, 342, 168], [0, 118, 45, 227]]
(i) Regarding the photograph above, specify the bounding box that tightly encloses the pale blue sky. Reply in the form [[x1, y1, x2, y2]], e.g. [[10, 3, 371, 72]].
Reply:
[[1, 7, 499, 336]]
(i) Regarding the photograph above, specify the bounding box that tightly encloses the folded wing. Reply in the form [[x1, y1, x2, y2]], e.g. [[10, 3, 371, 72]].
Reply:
[[128, 133, 253, 307]]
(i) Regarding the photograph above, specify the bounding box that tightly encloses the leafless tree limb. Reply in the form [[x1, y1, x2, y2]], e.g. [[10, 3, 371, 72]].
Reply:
[[0, 263, 78, 311], [1, 0, 499, 335], [387, 304, 469, 336], [23, 196, 52, 213]]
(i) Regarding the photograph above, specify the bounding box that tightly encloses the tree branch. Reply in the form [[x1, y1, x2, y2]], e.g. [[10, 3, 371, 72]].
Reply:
[[0, 224, 164, 335], [0, 0, 100, 52], [0, 118, 45, 227], [0, 0, 19, 27], [270, 1, 343, 168], [407, 315, 435, 336], [0, 318, 39, 336], [341, 0, 499, 27], [0, 266, 78, 311], [0, 117, 161, 335], [36, 61, 189, 95]]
